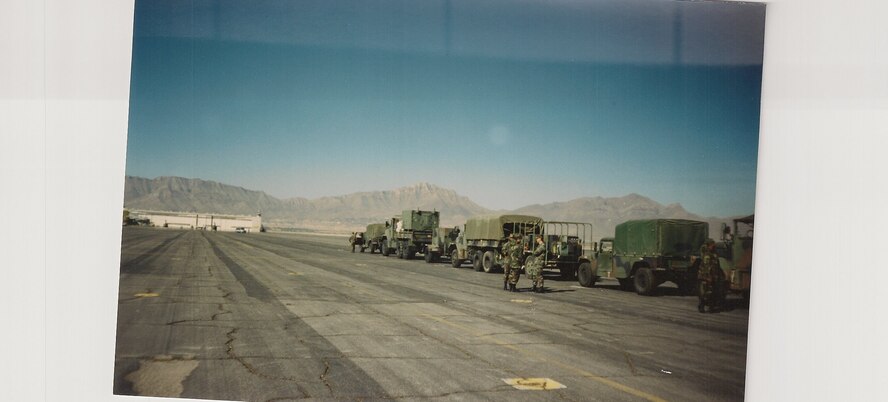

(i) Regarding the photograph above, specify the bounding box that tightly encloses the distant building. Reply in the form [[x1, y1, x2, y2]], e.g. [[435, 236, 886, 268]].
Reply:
[[127, 209, 262, 233]]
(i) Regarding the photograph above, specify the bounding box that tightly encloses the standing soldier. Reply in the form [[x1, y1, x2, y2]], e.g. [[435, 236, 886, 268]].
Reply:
[[348, 232, 357, 253], [501, 235, 514, 291], [507, 234, 524, 292], [526, 235, 547, 293], [697, 238, 725, 312]]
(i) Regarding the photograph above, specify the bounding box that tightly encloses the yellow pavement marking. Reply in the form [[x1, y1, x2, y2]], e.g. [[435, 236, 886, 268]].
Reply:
[[503, 377, 566, 390], [510, 299, 533, 304], [288, 272, 303, 276], [134, 293, 159, 298], [423, 314, 667, 402]]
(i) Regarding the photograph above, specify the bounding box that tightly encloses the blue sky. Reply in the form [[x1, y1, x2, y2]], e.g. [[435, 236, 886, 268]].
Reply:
[[125, 0, 765, 216]]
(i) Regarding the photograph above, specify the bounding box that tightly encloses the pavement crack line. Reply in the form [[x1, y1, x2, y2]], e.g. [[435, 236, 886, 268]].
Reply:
[[624, 351, 639, 376], [224, 327, 311, 398], [319, 359, 333, 395]]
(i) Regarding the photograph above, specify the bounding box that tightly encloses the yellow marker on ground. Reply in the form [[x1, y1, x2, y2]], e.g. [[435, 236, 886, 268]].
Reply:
[[134, 293, 159, 298], [503, 378, 566, 390], [510, 299, 533, 304], [423, 314, 667, 402]]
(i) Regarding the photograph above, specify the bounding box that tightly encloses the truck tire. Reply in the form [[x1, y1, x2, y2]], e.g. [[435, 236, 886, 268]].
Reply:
[[397, 244, 404, 259], [634, 267, 656, 296], [451, 250, 462, 268], [472, 252, 483, 271], [424, 250, 434, 263], [405, 245, 416, 260], [577, 262, 596, 287], [382, 240, 390, 256], [482, 251, 496, 273]]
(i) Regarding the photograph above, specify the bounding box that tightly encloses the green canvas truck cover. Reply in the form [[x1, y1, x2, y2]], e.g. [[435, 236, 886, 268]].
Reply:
[[401, 210, 439, 231], [464, 215, 542, 240], [365, 223, 386, 239], [614, 219, 708, 257]]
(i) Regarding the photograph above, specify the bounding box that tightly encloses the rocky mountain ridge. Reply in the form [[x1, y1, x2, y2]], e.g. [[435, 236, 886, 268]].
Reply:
[[123, 176, 736, 238]]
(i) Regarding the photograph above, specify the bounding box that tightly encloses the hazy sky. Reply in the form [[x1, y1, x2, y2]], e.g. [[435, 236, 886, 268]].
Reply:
[[125, 0, 765, 217]]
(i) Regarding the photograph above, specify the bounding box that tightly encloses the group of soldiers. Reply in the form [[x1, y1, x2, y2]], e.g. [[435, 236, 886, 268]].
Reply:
[[500, 234, 547, 293]]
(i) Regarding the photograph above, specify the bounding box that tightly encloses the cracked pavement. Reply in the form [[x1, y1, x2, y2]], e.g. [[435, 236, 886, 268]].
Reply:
[[114, 227, 749, 401]]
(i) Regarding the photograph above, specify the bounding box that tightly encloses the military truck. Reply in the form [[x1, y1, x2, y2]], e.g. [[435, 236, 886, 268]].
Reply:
[[522, 221, 594, 280], [576, 219, 708, 295], [363, 223, 386, 254], [380, 210, 439, 259], [451, 215, 542, 273], [424, 226, 461, 263], [717, 215, 754, 299]]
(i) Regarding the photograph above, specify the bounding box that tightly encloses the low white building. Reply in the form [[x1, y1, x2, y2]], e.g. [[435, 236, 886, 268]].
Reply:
[[128, 209, 262, 232]]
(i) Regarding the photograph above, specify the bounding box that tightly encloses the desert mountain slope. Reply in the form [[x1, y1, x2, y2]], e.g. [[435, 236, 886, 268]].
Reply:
[[123, 176, 734, 237]]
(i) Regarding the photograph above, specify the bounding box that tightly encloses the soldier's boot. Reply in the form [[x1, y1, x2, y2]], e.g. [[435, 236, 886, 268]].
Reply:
[[503, 281, 508, 291], [697, 299, 706, 313], [531, 284, 537, 293], [509, 283, 517, 292]]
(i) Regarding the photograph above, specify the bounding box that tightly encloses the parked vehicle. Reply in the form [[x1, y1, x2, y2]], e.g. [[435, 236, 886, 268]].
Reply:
[[363, 223, 386, 254], [717, 215, 754, 299], [452, 215, 542, 272], [380, 210, 439, 259], [577, 219, 708, 295], [523, 221, 594, 280], [424, 226, 460, 263]]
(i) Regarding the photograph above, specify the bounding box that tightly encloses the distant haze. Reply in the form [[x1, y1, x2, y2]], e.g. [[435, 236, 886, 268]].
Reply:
[[125, 1, 764, 217], [124, 176, 741, 240]]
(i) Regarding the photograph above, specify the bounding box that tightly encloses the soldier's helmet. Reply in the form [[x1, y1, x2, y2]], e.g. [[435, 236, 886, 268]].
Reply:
[[705, 238, 715, 247]]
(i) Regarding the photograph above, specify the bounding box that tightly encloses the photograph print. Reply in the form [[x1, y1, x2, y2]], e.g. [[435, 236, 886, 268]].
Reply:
[[116, 1, 765, 401]]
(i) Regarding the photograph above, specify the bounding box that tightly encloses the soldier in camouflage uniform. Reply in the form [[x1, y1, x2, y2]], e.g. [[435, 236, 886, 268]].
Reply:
[[501, 235, 514, 291], [697, 238, 725, 313], [526, 235, 547, 293], [501, 234, 523, 292], [501, 235, 515, 290], [348, 232, 357, 253]]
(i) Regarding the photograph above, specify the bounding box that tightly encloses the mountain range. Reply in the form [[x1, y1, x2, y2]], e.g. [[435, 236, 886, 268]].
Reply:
[[123, 176, 737, 239]]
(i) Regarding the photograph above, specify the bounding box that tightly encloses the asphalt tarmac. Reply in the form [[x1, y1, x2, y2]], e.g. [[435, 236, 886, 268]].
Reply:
[[114, 227, 749, 401]]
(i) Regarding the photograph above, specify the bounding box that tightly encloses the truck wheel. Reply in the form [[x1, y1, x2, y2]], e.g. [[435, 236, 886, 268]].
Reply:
[[405, 245, 416, 260], [382, 240, 390, 256], [481, 251, 496, 273], [577, 262, 596, 287], [397, 244, 404, 259], [451, 250, 462, 268], [634, 267, 656, 296], [472, 253, 483, 271], [360, 246, 365, 253], [424, 250, 434, 263]]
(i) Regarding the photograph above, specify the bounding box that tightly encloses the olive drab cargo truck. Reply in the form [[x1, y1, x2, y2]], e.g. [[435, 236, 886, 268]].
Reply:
[[522, 221, 594, 280], [363, 223, 386, 254], [452, 215, 542, 273], [380, 210, 439, 260], [424, 227, 461, 263], [717, 215, 754, 299], [577, 219, 708, 295]]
